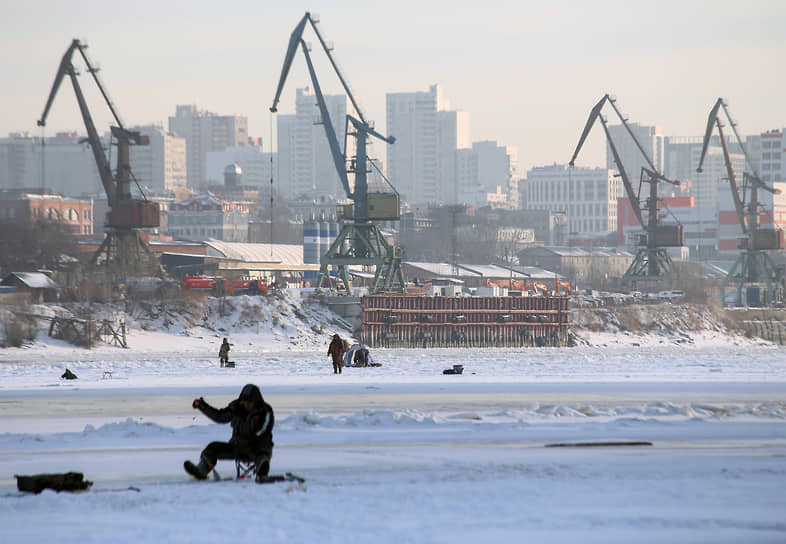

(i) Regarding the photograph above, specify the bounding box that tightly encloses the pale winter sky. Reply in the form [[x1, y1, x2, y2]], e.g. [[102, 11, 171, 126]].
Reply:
[[1, 0, 784, 173]]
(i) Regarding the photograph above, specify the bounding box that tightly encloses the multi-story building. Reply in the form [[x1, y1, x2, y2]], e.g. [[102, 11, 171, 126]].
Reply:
[[760, 129, 784, 183], [275, 88, 347, 200], [387, 84, 470, 205], [168, 105, 248, 190], [166, 193, 249, 242], [462, 141, 519, 209], [436, 109, 471, 204], [0, 189, 93, 236], [526, 164, 620, 239], [607, 122, 665, 189], [206, 143, 275, 189], [0, 132, 102, 197], [129, 125, 187, 194]]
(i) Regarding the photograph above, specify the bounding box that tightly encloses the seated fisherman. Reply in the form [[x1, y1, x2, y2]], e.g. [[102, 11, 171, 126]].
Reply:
[[184, 383, 274, 482]]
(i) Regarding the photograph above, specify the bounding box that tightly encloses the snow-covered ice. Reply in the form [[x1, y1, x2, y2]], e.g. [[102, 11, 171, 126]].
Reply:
[[1, 294, 785, 543]]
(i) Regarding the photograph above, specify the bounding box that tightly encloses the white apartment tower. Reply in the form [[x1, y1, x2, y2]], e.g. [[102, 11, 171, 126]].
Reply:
[[168, 105, 248, 190], [387, 84, 469, 204], [129, 125, 187, 194], [527, 164, 620, 236], [275, 87, 347, 200]]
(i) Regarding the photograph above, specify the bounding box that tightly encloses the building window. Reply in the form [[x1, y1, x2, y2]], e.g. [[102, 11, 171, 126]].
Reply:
[[48, 208, 59, 220], [68, 208, 79, 221]]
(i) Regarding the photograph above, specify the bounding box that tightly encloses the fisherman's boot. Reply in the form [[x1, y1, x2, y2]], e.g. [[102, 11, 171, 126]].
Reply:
[[184, 455, 212, 480], [254, 454, 271, 483]]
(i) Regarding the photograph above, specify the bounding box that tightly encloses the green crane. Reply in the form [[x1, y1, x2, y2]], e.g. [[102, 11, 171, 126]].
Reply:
[[270, 13, 406, 294]]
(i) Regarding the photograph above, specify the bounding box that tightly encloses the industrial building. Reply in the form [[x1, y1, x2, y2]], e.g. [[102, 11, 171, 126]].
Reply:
[[166, 192, 250, 242], [0, 189, 93, 235]]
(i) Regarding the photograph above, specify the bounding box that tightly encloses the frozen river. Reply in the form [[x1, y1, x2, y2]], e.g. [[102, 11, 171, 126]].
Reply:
[[1, 340, 785, 543]]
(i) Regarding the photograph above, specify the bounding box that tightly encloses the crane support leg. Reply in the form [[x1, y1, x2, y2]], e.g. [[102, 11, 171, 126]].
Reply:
[[91, 230, 162, 278], [316, 223, 406, 294], [622, 248, 674, 285], [723, 250, 786, 307]]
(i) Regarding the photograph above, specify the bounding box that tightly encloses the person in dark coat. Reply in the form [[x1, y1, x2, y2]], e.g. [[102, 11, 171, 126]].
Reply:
[[218, 338, 231, 367], [328, 333, 344, 374], [184, 383, 274, 482]]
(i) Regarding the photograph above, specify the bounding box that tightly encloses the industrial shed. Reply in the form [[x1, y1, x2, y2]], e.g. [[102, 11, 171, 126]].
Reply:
[[1, 272, 59, 303]]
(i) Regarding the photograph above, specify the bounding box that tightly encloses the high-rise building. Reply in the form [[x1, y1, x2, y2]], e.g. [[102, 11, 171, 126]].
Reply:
[[455, 141, 519, 209], [129, 125, 187, 194], [275, 88, 347, 200], [760, 129, 784, 183], [436, 109, 470, 204], [526, 164, 620, 238], [168, 105, 248, 190], [0, 132, 102, 197], [387, 84, 468, 204], [607, 123, 665, 187]]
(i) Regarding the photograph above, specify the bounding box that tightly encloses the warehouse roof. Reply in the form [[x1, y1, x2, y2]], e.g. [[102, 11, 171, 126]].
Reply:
[[1, 272, 58, 289], [204, 240, 305, 265]]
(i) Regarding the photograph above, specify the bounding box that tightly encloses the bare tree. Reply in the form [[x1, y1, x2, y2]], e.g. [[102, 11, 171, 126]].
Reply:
[[0, 218, 79, 275]]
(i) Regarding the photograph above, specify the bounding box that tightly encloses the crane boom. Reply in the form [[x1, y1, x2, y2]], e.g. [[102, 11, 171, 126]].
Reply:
[[269, 11, 395, 214], [697, 98, 780, 234], [570, 94, 646, 226], [298, 39, 352, 198], [38, 39, 118, 206], [271, 13, 368, 125], [37, 39, 156, 229], [269, 13, 406, 294], [598, 113, 644, 227]]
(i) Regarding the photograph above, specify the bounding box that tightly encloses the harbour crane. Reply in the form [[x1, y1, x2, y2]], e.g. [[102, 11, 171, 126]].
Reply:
[[697, 98, 784, 306], [38, 39, 160, 278], [270, 12, 406, 294], [570, 94, 682, 284]]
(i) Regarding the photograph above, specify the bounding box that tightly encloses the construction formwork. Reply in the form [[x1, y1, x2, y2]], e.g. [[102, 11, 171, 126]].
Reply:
[[360, 295, 570, 348]]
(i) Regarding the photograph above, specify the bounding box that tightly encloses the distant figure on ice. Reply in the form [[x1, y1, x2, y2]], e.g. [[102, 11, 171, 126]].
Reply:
[[219, 338, 231, 367], [184, 384, 274, 482], [328, 333, 344, 374]]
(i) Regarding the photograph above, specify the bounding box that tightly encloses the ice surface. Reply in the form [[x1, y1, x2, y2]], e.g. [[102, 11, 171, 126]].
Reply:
[[1, 293, 785, 543]]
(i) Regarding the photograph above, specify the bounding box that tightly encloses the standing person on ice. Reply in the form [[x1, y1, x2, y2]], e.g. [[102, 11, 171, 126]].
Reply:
[[184, 383, 274, 482], [218, 338, 231, 367], [328, 333, 344, 374]]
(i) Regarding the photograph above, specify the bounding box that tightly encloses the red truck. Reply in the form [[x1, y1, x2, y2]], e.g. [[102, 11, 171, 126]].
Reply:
[[181, 276, 268, 295]]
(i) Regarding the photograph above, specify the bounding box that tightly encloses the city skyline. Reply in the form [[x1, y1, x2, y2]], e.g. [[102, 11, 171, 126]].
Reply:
[[2, 0, 785, 175]]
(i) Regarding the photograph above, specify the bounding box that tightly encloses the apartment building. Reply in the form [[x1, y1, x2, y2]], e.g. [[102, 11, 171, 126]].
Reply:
[[526, 164, 620, 238], [168, 105, 248, 190]]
